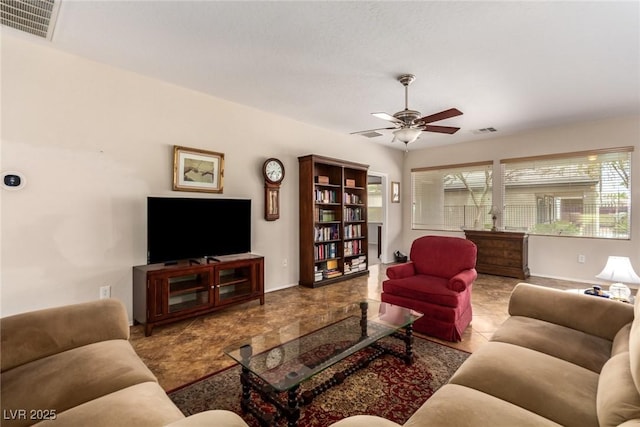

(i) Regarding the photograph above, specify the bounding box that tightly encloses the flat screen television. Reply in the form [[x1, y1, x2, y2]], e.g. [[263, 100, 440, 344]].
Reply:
[[147, 197, 251, 264]]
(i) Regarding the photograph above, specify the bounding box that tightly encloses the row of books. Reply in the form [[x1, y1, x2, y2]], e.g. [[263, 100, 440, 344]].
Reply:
[[314, 207, 337, 222], [344, 193, 363, 204], [345, 256, 367, 274], [344, 240, 364, 256], [314, 260, 342, 281], [314, 225, 339, 242], [344, 224, 362, 239], [315, 242, 338, 261], [344, 207, 363, 222], [315, 189, 338, 204]]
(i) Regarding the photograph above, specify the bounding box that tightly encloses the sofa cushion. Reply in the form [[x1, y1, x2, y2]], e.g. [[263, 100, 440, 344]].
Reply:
[[448, 341, 599, 427], [1, 340, 158, 427], [404, 384, 562, 427], [508, 284, 634, 341], [597, 352, 640, 427], [382, 275, 464, 308], [33, 382, 185, 427], [1, 299, 130, 372], [490, 315, 612, 373]]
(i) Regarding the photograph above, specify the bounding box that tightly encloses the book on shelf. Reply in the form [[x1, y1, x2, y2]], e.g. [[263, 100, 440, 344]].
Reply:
[[315, 188, 337, 203], [344, 207, 363, 221], [323, 269, 343, 279], [344, 193, 362, 204], [315, 243, 338, 261], [315, 224, 340, 242], [344, 240, 363, 256], [344, 224, 362, 239], [314, 207, 337, 222]]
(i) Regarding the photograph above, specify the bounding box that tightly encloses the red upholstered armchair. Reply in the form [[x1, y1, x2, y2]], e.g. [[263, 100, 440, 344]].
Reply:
[[382, 235, 477, 342]]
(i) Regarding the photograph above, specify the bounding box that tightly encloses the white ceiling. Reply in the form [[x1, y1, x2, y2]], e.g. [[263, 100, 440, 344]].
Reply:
[[7, 1, 640, 150]]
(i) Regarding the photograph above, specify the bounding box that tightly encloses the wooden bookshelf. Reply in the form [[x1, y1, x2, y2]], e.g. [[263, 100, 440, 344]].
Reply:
[[299, 154, 369, 287]]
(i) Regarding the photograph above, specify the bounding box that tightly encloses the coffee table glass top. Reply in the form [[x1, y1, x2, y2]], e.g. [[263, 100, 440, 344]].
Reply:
[[224, 299, 423, 391]]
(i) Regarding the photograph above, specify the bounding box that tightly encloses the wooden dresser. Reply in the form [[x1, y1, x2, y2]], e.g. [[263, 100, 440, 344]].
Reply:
[[463, 230, 530, 279]]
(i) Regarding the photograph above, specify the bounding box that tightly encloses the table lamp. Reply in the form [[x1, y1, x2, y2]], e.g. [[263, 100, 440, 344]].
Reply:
[[595, 256, 640, 301]]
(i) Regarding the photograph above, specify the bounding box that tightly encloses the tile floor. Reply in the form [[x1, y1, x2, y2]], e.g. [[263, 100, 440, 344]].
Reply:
[[130, 264, 584, 391]]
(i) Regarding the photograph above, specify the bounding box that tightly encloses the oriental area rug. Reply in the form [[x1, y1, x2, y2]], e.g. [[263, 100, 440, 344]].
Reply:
[[168, 337, 470, 426]]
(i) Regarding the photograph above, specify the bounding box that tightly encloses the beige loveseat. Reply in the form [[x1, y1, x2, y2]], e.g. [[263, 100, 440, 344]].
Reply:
[[333, 283, 640, 427], [0, 299, 246, 427]]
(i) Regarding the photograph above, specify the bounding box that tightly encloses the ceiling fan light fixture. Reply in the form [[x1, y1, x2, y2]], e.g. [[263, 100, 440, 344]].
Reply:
[[393, 128, 421, 144]]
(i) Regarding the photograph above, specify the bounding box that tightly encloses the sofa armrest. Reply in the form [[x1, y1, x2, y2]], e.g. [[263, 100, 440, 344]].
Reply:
[[448, 268, 478, 292], [386, 262, 416, 280], [508, 283, 635, 340], [329, 415, 402, 427], [1, 299, 130, 372], [165, 410, 250, 427]]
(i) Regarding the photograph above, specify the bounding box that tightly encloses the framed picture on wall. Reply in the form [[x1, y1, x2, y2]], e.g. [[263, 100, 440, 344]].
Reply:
[[391, 181, 400, 203], [173, 145, 224, 193]]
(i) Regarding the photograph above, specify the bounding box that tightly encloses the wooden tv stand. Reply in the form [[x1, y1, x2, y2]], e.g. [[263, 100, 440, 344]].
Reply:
[[133, 253, 264, 336]]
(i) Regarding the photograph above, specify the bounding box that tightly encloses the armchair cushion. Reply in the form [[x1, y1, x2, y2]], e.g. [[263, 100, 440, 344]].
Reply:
[[383, 275, 465, 308]]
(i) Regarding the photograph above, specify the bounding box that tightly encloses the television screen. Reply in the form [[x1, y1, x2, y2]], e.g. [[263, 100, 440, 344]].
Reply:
[[147, 197, 251, 264]]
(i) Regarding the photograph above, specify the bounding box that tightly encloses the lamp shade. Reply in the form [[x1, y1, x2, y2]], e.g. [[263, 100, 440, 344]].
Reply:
[[393, 128, 421, 144], [595, 256, 640, 284]]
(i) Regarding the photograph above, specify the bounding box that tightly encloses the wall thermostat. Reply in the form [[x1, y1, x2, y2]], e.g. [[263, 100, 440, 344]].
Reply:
[[1, 171, 26, 191]]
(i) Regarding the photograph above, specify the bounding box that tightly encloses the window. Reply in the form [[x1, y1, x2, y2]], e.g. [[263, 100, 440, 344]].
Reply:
[[501, 147, 633, 239], [412, 161, 493, 231]]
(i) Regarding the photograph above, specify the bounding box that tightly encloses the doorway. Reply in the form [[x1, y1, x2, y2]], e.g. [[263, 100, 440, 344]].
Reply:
[[367, 174, 386, 265]]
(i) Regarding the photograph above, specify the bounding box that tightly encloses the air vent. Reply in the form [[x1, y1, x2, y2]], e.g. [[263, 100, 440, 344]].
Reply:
[[1, 0, 59, 40], [360, 131, 383, 138], [472, 127, 498, 135]]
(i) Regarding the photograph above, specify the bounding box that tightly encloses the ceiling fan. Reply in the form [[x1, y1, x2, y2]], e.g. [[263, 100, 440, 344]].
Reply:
[[351, 74, 463, 148]]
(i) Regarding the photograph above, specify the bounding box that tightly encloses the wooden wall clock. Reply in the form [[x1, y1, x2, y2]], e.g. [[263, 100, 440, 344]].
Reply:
[[262, 158, 285, 221]]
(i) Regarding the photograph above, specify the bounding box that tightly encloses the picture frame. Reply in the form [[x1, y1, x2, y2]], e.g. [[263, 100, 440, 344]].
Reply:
[[391, 181, 400, 203], [173, 145, 224, 193]]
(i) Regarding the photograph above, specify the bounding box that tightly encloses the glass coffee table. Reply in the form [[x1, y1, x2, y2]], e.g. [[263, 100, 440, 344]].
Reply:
[[224, 300, 423, 427]]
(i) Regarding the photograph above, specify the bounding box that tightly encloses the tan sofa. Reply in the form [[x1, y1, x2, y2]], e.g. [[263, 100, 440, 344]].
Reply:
[[332, 283, 640, 427], [0, 299, 246, 427], [4, 284, 639, 427]]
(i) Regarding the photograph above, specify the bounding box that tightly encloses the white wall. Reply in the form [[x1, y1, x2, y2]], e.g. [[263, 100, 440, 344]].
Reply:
[[0, 36, 404, 318], [403, 115, 640, 283]]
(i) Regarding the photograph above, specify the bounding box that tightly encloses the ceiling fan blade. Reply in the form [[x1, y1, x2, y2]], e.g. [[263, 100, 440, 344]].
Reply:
[[371, 112, 402, 124], [350, 126, 398, 135], [422, 125, 461, 134], [418, 108, 463, 124]]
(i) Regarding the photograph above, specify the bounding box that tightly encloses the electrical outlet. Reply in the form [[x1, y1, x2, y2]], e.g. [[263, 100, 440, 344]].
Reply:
[[282, 258, 288, 268], [99, 285, 111, 299], [578, 254, 586, 264]]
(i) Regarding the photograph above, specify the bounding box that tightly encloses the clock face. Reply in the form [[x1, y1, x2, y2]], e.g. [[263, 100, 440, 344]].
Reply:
[[264, 159, 284, 183]]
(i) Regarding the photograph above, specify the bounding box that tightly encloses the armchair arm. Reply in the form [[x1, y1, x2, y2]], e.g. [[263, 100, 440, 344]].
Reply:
[[448, 268, 478, 292], [386, 262, 416, 280], [1, 299, 130, 372], [508, 283, 634, 340]]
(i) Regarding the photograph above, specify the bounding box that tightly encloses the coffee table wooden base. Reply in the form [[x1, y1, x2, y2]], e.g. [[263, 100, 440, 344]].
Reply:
[[239, 325, 415, 427]]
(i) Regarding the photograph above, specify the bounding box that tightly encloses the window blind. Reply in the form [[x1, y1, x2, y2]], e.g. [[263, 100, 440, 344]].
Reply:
[[501, 147, 633, 239], [411, 161, 493, 231]]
